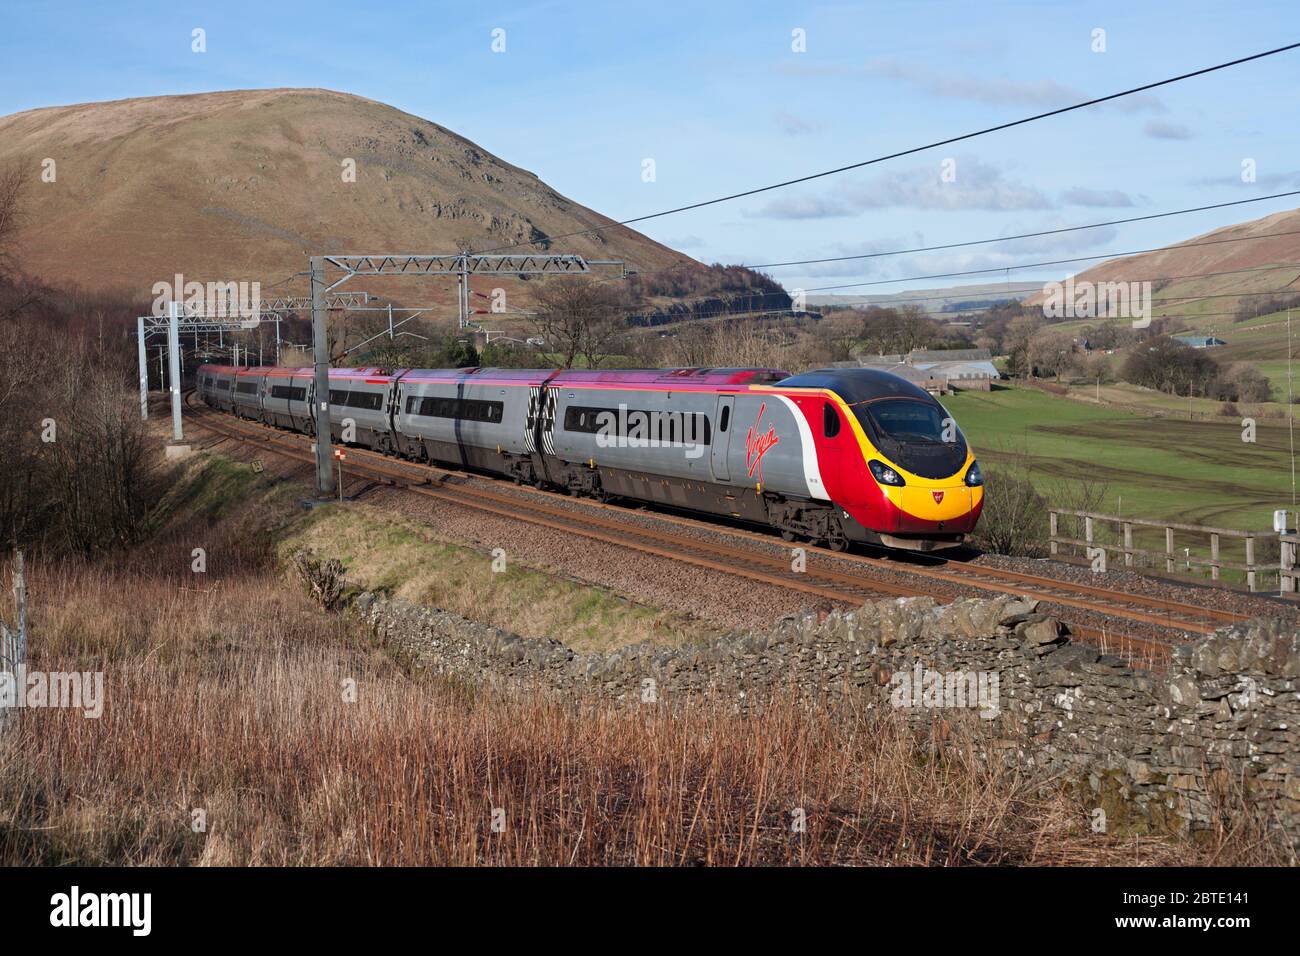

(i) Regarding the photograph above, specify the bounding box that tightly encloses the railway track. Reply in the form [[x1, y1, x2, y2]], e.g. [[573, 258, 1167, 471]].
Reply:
[[183, 392, 1247, 666]]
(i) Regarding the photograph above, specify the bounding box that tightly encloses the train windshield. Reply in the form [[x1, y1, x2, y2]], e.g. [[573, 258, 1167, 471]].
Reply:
[[860, 400, 951, 444], [853, 398, 969, 480]]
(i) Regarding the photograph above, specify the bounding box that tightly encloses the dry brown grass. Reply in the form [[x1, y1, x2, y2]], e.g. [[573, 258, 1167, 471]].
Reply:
[[0, 456, 1285, 867], [1, 556, 1275, 867]]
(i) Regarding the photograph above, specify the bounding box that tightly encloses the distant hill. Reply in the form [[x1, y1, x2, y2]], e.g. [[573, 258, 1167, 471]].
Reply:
[[0, 88, 702, 304], [1026, 206, 1300, 323], [808, 283, 1033, 312]]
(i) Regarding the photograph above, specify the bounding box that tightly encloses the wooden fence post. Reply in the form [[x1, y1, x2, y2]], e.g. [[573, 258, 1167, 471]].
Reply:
[[13, 551, 25, 664], [1165, 527, 1175, 573], [1049, 512, 1058, 556], [1123, 522, 1133, 567], [1, 551, 26, 731], [1246, 536, 1256, 592]]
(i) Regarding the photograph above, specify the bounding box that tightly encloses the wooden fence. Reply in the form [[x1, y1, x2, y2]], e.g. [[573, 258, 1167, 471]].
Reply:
[[1049, 509, 1264, 591], [0, 552, 28, 727]]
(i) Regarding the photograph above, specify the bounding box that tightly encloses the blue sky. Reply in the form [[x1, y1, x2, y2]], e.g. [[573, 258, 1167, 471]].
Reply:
[[2, 0, 1299, 295]]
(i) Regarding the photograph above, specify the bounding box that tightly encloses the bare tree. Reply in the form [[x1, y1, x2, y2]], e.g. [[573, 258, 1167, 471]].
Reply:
[[858, 304, 937, 356], [527, 279, 628, 368], [0, 164, 27, 285]]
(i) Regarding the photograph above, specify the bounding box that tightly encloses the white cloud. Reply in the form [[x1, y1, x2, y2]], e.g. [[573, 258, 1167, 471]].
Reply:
[[1143, 120, 1193, 140], [774, 111, 820, 135], [1061, 187, 1137, 207], [746, 157, 1053, 218], [863, 57, 1165, 113], [661, 234, 705, 249]]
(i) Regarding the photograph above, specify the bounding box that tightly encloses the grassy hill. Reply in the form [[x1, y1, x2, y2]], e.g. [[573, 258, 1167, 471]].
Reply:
[[0, 88, 700, 304]]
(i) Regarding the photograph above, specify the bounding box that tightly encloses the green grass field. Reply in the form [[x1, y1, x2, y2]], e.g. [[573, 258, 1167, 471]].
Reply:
[[945, 384, 1297, 533]]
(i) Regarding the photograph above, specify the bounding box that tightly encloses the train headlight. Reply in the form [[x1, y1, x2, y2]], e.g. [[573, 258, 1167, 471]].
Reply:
[[868, 459, 905, 487], [964, 461, 984, 487]]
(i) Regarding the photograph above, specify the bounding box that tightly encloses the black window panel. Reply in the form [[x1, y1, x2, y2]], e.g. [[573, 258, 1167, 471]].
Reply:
[[562, 405, 710, 445], [406, 395, 503, 423], [563, 406, 602, 433], [329, 389, 350, 406], [348, 391, 383, 411], [217, 380, 231, 390], [235, 381, 258, 394], [719, 406, 730, 433], [824, 402, 841, 438], [271, 385, 306, 401]]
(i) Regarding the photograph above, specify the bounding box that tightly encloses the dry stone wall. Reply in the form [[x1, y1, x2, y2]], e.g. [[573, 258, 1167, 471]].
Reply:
[[350, 589, 1300, 846]]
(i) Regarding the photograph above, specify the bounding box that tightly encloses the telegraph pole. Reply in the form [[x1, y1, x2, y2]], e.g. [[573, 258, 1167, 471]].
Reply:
[[168, 301, 183, 441], [309, 256, 335, 497], [137, 316, 148, 420]]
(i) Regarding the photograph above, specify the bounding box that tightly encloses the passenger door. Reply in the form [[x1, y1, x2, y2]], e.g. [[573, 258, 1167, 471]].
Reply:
[[711, 395, 734, 482]]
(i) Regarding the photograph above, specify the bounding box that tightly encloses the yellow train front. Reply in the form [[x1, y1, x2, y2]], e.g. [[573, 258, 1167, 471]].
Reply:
[[758, 368, 984, 552]]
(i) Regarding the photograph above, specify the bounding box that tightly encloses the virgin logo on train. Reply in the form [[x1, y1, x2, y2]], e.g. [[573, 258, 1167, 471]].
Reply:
[[745, 402, 780, 482], [932, 491, 945, 504]]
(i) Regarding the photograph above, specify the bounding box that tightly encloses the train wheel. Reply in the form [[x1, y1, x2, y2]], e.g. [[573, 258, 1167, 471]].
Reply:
[[780, 529, 796, 542], [826, 536, 849, 553]]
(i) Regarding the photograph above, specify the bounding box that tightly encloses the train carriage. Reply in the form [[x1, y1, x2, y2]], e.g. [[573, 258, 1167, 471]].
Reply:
[[197, 364, 237, 412], [260, 367, 313, 432], [393, 368, 542, 478], [544, 368, 787, 510], [196, 363, 982, 553], [326, 368, 397, 452], [231, 368, 265, 420]]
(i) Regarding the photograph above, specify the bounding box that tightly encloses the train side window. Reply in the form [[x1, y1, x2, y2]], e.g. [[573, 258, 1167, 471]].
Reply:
[[719, 406, 730, 433], [824, 403, 841, 438]]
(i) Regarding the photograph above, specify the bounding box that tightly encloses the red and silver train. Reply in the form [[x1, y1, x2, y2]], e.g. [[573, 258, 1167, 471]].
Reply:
[[197, 363, 984, 552]]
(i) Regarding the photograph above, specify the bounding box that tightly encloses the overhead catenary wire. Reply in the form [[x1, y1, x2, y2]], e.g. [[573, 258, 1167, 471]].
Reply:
[[472, 42, 1300, 256], [740, 189, 1300, 271], [800, 229, 1300, 293]]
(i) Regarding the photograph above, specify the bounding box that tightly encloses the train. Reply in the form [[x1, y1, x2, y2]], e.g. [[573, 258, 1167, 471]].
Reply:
[[196, 363, 984, 552]]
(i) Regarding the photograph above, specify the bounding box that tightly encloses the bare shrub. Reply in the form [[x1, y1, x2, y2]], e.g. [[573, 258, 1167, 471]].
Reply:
[[971, 443, 1108, 557], [654, 320, 794, 371], [0, 322, 164, 556], [292, 549, 350, 610], [970, 466, 1049, 556]]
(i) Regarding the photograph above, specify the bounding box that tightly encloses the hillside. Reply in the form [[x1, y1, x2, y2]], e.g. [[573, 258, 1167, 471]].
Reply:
[[0, 88, 701, 301], [1027, 206, 1300, 324]]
